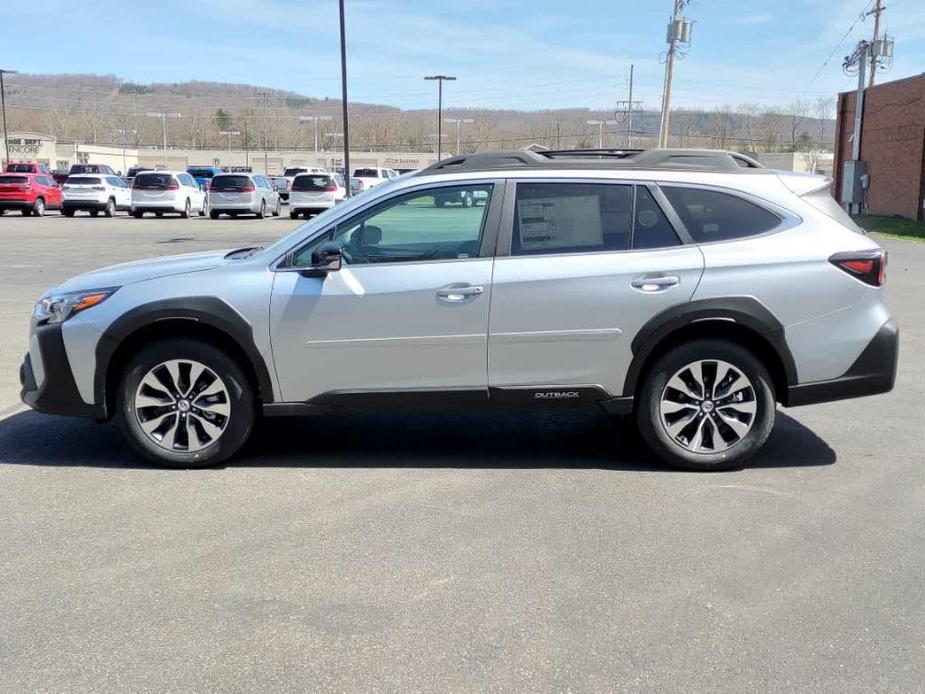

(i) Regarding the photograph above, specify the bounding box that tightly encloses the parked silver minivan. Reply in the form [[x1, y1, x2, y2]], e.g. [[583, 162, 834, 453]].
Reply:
[[208, 173, 281, 219]]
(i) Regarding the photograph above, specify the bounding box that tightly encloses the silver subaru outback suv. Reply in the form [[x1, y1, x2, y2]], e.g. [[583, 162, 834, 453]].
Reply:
[[20, 149, 898, 471]]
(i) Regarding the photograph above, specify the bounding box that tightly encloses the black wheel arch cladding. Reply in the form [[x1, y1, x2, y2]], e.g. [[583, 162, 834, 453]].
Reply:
[[95, 297, 275, 415], [623, 296, 798, 398]]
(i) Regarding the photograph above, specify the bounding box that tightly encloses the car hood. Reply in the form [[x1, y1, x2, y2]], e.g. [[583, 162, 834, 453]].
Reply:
[[51, 250, 230, 294]]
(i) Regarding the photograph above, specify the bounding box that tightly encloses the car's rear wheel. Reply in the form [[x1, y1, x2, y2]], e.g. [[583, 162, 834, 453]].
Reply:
[[116, 338, 256, 468], [180, 198, 191, 218], [200, 199, 208, 217], [273, 198, 281, 216], [209, 210, 219, 220], [256, 200, 266, 219], [635, 339, 775, 471], [289, 210, 299, 220], [63, 208, 75, 217], [32, 198, 45, 217], [132, 209, 143, 218], [104, 198, 116, 217]]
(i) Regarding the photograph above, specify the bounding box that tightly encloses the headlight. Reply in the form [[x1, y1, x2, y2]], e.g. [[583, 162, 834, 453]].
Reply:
[[33, 288, 117, 325]]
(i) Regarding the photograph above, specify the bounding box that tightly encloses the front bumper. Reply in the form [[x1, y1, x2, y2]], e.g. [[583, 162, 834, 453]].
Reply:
[[786, 319, 898, 407], [20, 323, 105, 419]]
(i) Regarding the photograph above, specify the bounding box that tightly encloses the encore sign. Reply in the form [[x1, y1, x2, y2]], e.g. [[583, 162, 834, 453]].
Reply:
[[10, 143, 41, 155]]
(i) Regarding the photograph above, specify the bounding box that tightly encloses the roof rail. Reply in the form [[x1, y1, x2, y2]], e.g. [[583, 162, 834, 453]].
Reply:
[[418, 148, 766, 176]]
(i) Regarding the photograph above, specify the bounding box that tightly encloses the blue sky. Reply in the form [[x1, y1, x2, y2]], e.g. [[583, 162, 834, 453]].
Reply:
[[4, 0, 924, 111]]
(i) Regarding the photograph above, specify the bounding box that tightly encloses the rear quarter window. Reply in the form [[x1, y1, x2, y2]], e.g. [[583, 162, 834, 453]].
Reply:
[[661, 186, 781, 243]]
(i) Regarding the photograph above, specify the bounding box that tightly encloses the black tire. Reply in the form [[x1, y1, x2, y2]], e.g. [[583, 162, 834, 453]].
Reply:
[[256, 199, 266, 219], [32, 198, 46, 217], [635, 339, 776, 471], [273, 198, 281, 216], [104, 198, 116, 217], [90, 210, 99, 217], [180, 198, 191, 218], [132, 209, 144, 219], [209, 210, 219, 220], [289, 210, 299, 220], [63, 208, 75, 217], [115, 338, 256, 468], [155, 212, 163, 218], [199, 199, 209, 217]]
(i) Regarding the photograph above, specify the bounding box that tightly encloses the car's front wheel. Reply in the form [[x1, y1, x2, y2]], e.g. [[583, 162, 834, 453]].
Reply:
[[635, 339, 775, 471], [115, 338, 256, 468]]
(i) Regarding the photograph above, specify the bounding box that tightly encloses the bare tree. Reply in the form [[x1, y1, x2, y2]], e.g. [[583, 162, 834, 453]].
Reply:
[[814, 97, 835, 148], [788, 98, 811, 151]]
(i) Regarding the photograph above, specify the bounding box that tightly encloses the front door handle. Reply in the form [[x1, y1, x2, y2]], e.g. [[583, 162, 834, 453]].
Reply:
[[631, 275, 681, 292], [436, 284, 485, 303]]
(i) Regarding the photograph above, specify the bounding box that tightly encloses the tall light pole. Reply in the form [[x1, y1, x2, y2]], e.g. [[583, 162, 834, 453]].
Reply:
[[424, 75, 456, 160], [113, 128, 137, 174], [658, 0, 693, 148], [219, 130, 240, 153], [146, 112, 181, 168], [587, 119, 618, 148], [444, 117, 474, 155], [338, 0, 352, 195], [0, 68, 17, 167], [299, 115, 333, 155]]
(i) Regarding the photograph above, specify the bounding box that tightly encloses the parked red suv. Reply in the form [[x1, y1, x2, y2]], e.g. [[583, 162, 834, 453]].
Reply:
[[0, 172, 63, 216]]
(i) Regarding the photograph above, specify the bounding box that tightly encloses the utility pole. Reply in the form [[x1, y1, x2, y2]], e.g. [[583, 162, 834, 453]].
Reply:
[[616, 64, 643, 148], [243, 121, 249, 170], [587, 119, 617, 148], [146, 112, 180, 168], [219, 130, 240, 154], [658, 0, 693, 148], [424, 75, 456, 160], [300, 115, 333, 156], [113, 128, 137, 174], [339, 0, 351, 194], [256, 90, 271, 174], [0, 68, 17, 166], [444, 117, 474, 155], [867, 0, 884, 88]]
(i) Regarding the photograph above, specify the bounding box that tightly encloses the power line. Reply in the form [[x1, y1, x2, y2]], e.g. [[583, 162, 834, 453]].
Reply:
[[802, 0, 876, 94]]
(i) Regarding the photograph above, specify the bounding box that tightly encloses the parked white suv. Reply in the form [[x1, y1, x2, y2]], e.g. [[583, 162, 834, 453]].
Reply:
[[20, 149, 897, 471], [131, 171, 207, 218], [289, 173, 346, 219], [352, 167, 397, 192], [62, 175, 132, 217]]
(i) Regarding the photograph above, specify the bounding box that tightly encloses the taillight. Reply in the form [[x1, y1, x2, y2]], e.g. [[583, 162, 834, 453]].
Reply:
[[324, 182, 337, 192], [165, 183, 179, 190], [242, 184, 255, 192], [830, 249, 887, 287]]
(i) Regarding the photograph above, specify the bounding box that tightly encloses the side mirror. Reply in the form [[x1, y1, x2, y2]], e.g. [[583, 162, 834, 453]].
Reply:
[[310, 241, 343, 273]]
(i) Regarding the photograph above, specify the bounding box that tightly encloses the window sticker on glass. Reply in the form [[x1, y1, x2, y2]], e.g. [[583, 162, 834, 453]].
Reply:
[[516, 195, 603, 251]]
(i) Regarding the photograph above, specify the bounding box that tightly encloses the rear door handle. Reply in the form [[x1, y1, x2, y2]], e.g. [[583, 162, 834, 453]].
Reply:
[[436, 284, 485, 302], [631, 275, 681, 292]]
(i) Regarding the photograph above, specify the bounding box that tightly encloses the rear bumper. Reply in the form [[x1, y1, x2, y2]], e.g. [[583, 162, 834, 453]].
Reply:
[[63, 200, 107, 210], [0, 199, 36, 208], [785, 319, 898, 407], [20, 323, 104, 419], [132, 204, 182, 213]]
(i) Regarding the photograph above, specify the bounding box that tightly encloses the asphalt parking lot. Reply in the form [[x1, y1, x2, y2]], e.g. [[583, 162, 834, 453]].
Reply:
[[1, 213, 923, 691]]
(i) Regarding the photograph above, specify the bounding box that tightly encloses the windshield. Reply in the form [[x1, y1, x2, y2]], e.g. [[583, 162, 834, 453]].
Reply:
[[283, 168, 308, 177], [259, 178, 400, 259], [188, 168, 217, 179], [6, 164, 37, 172], [71, 165, 101, 173]]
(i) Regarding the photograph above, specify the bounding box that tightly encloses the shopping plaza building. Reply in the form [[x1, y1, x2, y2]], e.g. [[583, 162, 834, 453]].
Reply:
[[0, 131, 438, 174]]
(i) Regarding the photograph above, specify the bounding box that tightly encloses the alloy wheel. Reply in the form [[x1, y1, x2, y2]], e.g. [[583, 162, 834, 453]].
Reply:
[[133, 359, 231, 452], [659, 359, 757, 454]]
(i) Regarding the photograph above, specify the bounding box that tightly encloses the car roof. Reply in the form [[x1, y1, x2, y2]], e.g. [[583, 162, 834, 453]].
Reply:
[[418, 148, 769, 177]]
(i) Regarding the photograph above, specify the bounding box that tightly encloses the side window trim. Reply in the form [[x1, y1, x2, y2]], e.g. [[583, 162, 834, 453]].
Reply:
[[279, 179, 506, 269], [646, 183, 694, 245]]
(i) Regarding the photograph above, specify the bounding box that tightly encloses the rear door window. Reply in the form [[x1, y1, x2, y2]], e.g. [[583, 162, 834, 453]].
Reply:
[[512, 182, 633, 255], [661, 186, 781, 243], [632, 187, 681, 250]]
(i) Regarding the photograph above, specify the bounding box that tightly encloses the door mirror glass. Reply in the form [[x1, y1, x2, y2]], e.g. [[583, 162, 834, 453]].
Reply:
[[310, 241, 343, 272]]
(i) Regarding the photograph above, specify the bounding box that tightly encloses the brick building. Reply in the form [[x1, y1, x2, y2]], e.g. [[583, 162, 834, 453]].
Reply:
[[834, 73, 925, 221]]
